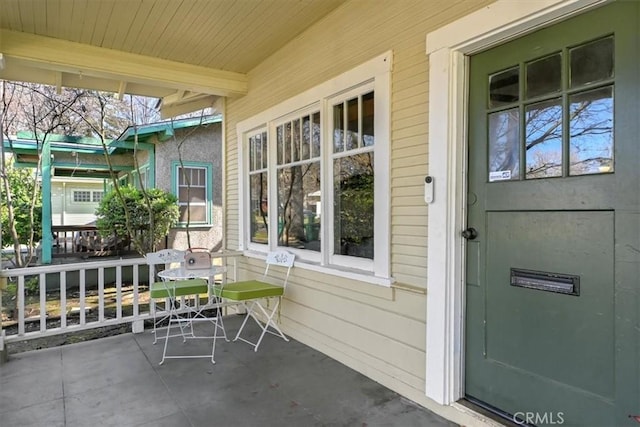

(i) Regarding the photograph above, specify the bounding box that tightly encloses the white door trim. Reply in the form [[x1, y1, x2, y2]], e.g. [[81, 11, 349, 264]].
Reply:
[[424, 0, 610, 405]]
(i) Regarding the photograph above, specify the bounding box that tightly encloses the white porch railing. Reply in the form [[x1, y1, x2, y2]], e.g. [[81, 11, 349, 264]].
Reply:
[[0, 252, 240, 345]]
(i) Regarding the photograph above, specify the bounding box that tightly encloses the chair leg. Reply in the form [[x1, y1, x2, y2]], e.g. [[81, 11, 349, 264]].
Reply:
[[233, 297, 288, 351]]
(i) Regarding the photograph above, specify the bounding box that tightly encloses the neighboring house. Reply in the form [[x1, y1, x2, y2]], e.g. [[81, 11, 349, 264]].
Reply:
[[115, 116, 223, 251], [51, 178, 104, 226], [3, 116, 223, 261], [2, 1, 639, 426]]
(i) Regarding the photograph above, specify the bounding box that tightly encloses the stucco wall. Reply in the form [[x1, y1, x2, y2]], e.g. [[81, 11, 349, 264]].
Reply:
[[224, 0, 492, 420], [154, 123, 223, 251]]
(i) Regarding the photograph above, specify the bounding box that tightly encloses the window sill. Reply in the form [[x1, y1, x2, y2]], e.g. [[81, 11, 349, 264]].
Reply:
[[243, 250, 395, 288]]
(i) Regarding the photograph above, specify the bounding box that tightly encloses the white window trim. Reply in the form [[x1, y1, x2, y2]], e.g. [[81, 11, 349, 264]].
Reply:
[[238, 51, 392, 282], [424, 0, 610, 406]]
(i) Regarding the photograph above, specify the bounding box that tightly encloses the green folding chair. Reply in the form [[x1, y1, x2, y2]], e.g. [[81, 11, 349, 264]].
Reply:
[[212, 250, 295, 352]]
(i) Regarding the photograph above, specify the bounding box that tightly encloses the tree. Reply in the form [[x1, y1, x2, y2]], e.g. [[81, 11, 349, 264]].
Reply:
[[95, 186, 179, 254], [0, 157, 42, 264]]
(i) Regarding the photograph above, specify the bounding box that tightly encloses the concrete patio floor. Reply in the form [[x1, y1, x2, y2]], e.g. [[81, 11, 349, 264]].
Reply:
[[0, 315, 456, 427]]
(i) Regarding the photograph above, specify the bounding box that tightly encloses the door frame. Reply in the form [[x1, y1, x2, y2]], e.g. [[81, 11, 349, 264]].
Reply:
[[424, 0, 611, 406]]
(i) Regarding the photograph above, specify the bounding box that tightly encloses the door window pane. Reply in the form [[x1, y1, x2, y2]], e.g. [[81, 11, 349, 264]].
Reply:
[[570, 37, 614, 88], [526, 53, 562, 99], [570, 86, 614, 175], [488, 108, 520, 181], [333, 153, 374, 259], [489, 67, 519, 108], [525, 99, 563, 179]]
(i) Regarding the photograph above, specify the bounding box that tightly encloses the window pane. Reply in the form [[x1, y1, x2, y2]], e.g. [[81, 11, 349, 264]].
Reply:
[[180, 205, 206, 223], [276, 125, 283, 166], [347, 97, 359, 150], [284, 122, 292, 164], [179, 187, 206, 203], [489, 67, 519, 108], [250, 172, 268, 244], [362, 91, 375, 147], [249, 136, 256, 171], [333, 103, 344, 153], [312, 112, 321, 158], [525, 99, 563, 179], [292, 119, 301, 162], [526, 53, 561, 99], [261, 131, 268, 169], [570, 86, 613, 175], [488, 108, 520, 181], [277, 162, 321, 251], [570, 37, 613, 88], [333, 153, 374, 259], [301, 115, 310, 160]]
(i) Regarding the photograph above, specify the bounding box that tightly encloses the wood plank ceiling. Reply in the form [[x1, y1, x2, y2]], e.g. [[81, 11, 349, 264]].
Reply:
[[0, 0, 346, 117]]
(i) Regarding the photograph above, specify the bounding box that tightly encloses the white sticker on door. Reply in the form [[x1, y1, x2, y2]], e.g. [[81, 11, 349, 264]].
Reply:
[[489, 170, 512, 182]]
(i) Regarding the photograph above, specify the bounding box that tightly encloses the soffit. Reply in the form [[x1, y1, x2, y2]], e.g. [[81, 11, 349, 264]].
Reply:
[[0, 0, 346, 117]]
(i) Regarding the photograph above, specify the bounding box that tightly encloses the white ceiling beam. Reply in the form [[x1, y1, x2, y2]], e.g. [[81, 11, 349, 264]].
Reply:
[[0, 30, 248, 97], [116, 81, 127, 100], [54, 71, 62, 94], [160, 95, 217, 119]]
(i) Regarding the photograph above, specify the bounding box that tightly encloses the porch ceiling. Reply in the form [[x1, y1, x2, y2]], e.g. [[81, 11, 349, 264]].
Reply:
[[0, 0, 346, 117]]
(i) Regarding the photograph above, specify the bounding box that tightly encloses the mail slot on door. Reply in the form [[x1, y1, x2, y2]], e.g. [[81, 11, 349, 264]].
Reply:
[[510, 268, 580, 296]]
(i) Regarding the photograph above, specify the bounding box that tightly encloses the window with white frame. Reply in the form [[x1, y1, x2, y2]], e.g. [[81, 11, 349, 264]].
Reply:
[[173, 162, 211, 225], [92, 191, 104, 203], [239, 53, 391, 279], [73, 190, 92, 202]]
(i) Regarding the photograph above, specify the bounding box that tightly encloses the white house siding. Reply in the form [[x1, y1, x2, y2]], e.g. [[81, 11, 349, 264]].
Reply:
[[225, 0, 492, 421], [153, 124, 224, 251], [51, 180, 104, 225]]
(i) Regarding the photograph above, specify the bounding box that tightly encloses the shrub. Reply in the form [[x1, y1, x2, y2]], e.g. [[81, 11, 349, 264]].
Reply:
[[95, 186, 179, 254]]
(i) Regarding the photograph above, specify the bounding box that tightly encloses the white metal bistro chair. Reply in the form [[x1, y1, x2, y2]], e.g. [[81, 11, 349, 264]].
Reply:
[[212, 250, 294, 352], [146, 249, 227, 364]]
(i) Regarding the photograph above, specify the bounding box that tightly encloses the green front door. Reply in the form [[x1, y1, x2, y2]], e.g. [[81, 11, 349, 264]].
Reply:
[[465, 2, 639, 425]]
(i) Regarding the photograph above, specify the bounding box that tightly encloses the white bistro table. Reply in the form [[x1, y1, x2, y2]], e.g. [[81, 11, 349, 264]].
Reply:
[[156, 265, 228, 364]]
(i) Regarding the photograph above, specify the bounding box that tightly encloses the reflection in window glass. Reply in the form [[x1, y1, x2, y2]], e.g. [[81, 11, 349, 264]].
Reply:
[[333, 103, 344, 153], [312, 113, 321, 157], [347, 97, 359, 150], [249, 131, 268, 243], [526, 53, 561, 99], [301, 115, 310, 160], [488, 109, 520, 181], [525, 99, 563, 179], [333, 153, 374, 259], [570, 86, 613, 175], [570, 37, 614, 88], [277, 163, 321, 252], [489, 67, 519, 108], [362, 92, 375, 146], [250, 172, 268, 244]]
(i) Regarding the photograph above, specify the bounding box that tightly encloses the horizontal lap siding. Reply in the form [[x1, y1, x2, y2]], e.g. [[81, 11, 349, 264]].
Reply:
[[225, 0, 491, 409]]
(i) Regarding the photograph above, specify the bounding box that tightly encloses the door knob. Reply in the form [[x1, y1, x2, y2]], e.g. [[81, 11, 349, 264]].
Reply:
[[462, 227, 478, 240]]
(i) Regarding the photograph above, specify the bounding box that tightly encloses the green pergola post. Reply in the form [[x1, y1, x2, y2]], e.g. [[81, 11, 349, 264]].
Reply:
[[41, 139, 52, 264]]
